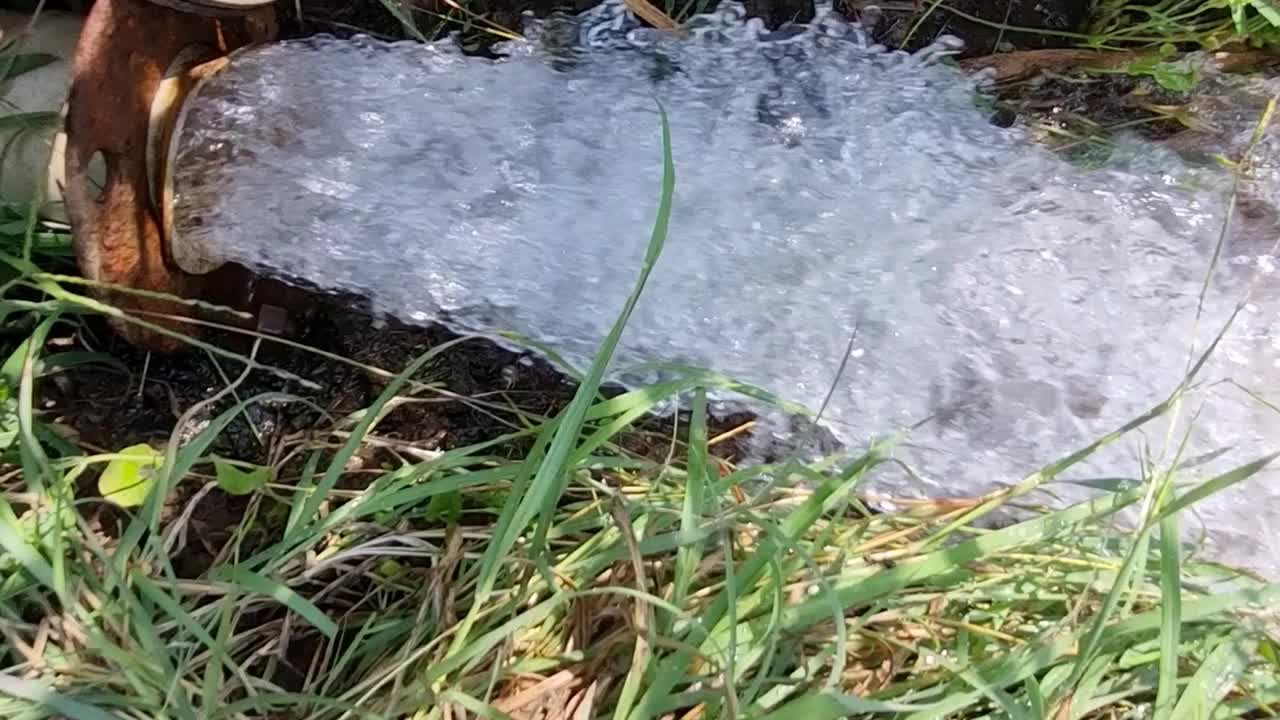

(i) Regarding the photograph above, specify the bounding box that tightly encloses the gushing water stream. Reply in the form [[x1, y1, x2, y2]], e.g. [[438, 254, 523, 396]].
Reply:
[[171, 1, 1280, 573]]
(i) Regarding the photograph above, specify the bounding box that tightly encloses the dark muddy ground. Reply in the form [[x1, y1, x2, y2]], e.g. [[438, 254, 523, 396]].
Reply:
[[50, 273, 752, 467], [46, 288, 755, 577], [278, 0, 1091, 55]]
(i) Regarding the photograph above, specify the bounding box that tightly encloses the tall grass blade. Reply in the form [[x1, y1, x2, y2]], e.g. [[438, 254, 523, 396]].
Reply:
[[1151, 452, 1279, 524], [0, 674, 118, 720], [758, 692, 936, 717], [1155, 489, 1184, 720], [292, 337, 469, 537], [213, 567, 339, 639], [672, 387, 710, 612], [446, 103, 675, 659], [1169, 631, 1258, 720]]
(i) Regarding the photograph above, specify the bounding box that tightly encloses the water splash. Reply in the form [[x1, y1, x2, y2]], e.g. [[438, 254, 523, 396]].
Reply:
[[171, 1, 1280, 573]]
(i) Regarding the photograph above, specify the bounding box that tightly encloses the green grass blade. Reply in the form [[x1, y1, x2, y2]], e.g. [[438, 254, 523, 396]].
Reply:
[[202, 593, 238, 714], [741, 553, 787, 709], [213, 692, 386, 720], [523, 101, 676, 551], [0, 496, 53, 588], [284, 448, 324, 538], [427, 596, 564, 686], [445, 103, 676, 660], [672, 388, 710, 612], [215, 567, 339, 639], [782, 483, 1146, 633], [1061, 514, 1156, 694], [109, 391, 308, 583], [0, 674, 118, 720], [911, 579, 1280, 717], [1112, 582, 1280, 635], [1154, 492, 1183, 719], [719, 525, 739, 714], [631, 452, 880, 719], [293, 337, 470, 535], [758, 691, 938, 718], [1247, 0, 1280, 29], [1023, 676, 1046, 720], [1152, 452, 1279, 523], [132, 575, 244, 683], [1170, 631, 1258, 720]]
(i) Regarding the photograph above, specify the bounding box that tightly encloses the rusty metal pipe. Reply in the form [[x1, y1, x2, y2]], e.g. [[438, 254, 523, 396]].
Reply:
[[64, 0, 276, 349]]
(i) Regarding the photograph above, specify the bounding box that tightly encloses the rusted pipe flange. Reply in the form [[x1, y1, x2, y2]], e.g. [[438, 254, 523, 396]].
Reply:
[[65, 0, 276, 350]]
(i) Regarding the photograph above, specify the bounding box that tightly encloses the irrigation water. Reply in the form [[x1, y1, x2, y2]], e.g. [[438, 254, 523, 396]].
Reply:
[[170, 1, 1280, 573]]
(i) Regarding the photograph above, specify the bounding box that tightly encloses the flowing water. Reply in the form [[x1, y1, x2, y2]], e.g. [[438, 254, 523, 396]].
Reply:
[[171, 1, 1280, 574]]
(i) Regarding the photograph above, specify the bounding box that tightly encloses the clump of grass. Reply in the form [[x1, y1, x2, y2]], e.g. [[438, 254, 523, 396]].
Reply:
[[0, 40, 1278, 720], [362, 0, 717, 47], [906, 0, 1280, 52], [369, 0, 525, 44], [1088, 0, 1280, 49]]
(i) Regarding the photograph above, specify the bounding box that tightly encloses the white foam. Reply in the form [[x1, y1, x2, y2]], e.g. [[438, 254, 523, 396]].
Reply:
[[172, 1, 1280, 573]]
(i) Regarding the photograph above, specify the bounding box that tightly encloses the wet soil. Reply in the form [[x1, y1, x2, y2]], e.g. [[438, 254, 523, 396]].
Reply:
[[842, 0, 1089, 56], [50, 291, 750, 462], [51, 311, 553, 460], [281, 0, 1085, 52], [41, 285, 754, 577], [988, 73, 1190, 145]]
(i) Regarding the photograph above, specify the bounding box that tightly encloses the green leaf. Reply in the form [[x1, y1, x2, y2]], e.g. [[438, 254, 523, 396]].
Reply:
[[0, 390, 16, 453], [1261, 639, 1280, 668], [1150, 62, 1198, 93], [1170, 632, 1257, 719], [213, 459, 272, 496], [375, 559, 404, 579], [0, 495, 54, 588], [98, 443, 164, 508], [424, 489, 462, 524], [1024, 676, 1046, 720], [1248, 0, 1280, 27], [439, 690, 518, 720], [2, 53, 58, 81], [1153, 452, 1280, 523], [0, 111, 60, 131], [41, 351, 130, 375], [672, 387, 711, 611], [1113, 56, 1198, 94]]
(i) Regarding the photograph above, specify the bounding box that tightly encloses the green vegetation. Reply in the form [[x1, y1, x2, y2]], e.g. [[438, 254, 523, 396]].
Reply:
[[909, 0, 1280, 49], [2, 8, 1280, 720], [308, 0, 1280, 72], [370, 0, 524, 44], [1088, 0, 1280, 49], [364, 0, 713, 42]]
